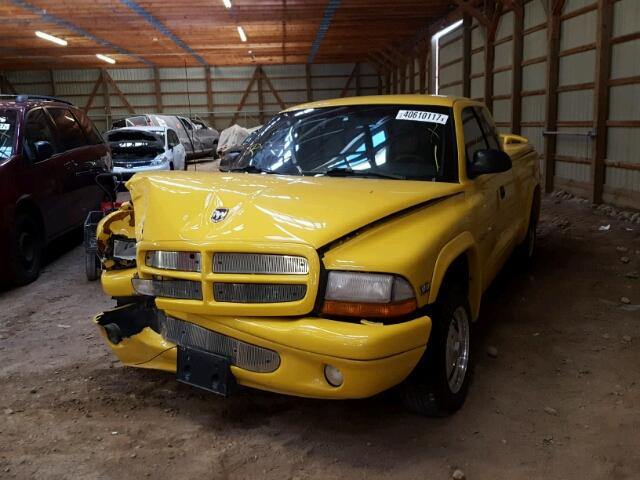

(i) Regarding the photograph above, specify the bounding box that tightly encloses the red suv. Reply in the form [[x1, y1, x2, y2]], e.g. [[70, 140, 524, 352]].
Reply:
[[0, 95, 112, 286]]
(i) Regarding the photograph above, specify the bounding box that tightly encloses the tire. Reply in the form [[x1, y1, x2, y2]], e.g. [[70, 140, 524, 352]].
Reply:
[[85, 253, 101, 281], [7, 212, 43, 286], [401, 287, 472, 416], [169, 162, 175, 171], [515, 210, 537, 265]]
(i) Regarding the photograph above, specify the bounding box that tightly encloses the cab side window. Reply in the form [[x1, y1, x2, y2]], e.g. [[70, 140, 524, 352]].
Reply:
[[47, 107, 88, 151], [477, 107, 501, 150], [462, 107, 488, 165], [24, 108, 59, 161]]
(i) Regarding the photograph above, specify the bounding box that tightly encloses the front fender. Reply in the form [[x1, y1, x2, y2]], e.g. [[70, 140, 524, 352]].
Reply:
[[427, 231, 482, 321]]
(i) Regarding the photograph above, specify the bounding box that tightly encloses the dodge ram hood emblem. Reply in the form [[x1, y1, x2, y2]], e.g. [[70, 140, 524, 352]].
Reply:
[[212, 208, 229, 223]]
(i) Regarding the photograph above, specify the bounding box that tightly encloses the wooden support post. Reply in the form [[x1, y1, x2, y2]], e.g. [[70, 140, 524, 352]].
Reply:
[[305, 64, 313, 102], [100, 69, 111, 128], [427, 45, 432, 94], [419, 40, 428, 94], [385, 71, 391, 94], [511, 3, 524, 134], [377, 69, 383, 94], [257, 66, 265, 124], [392, 67, 398, 94], [262, 69, 286, 110], [544, 0, 565, 193], [102, 70, 135, 114], [153, 67, 163, 113], [205, 66, 213, 123], [409, 56, 415, 93], [49, 70, 57, 97], [400, 63, 407, 94], [230, 67, 260, 126], [591, 0, 613, 203], [355, 63, 361, 96], [462, 14, 472, 98], [84, 73, 104, 113], [340, 64, 358, 97]]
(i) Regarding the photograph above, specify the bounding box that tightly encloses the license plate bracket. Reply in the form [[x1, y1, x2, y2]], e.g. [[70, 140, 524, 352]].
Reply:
[[176, 346, 236, 397]]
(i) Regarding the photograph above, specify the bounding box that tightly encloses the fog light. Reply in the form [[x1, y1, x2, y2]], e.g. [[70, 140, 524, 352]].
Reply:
[[324, 364, 343, 387]]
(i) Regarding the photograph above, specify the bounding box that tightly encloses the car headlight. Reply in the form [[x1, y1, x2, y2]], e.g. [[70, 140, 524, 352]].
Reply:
[[152, 154, 167, 165], [321, 271, 417, 318], [113, 238, 137, 261]]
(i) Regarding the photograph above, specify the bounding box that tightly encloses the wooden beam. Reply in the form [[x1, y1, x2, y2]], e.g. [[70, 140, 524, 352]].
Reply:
[[454, 0, 490, 27], [205, 66, 213, 123], [84, 73, 103, 113], [230, 67, 260, 126], [483, 0, 502, 109], [419, 41, 428, 94], [261, 68, 286, 110], [103, 71, 135, 114], [544, 0, 565, 193], [49, 70, 56, 97], [153, 67, 163, 113], [392, 66, 398, 94], [400, 63, 407, 94], [340, 64, 358, 97], [355, 63, 361, 96], [100, 69, 112, 128], [409, 56, 415, 93], [511, 2, 524, 133], [305, 64, 312, 102], [385, 71, 391, 94], [462, 13, 472, 98], [591, 0, 613, 204], [257, 66, 265, 124]]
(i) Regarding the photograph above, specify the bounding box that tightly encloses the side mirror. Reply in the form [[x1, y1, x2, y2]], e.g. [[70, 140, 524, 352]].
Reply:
[[468, 149, 512, 178], [33, 140, 54, 162]]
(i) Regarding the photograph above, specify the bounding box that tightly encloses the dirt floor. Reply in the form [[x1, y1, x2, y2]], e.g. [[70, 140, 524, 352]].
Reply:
[[1, 185, 639, 480]]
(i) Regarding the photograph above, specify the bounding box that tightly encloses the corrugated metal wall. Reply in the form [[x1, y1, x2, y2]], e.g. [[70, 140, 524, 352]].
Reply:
[[438, 27, 464, 96], [1, 63, 379, 133]]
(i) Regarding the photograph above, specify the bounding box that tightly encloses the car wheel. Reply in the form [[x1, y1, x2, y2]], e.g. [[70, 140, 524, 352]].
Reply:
[[85, 253, 101, 281], [516, 210, 537, 264], [8, 212, 43, 286], [169, 162, 175, 170], [401, 286, 472, 416]]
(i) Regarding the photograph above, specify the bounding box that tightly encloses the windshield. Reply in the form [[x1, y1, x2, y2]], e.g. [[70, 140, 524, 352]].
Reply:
[[0, 109, 18, 162], [235, 105, 457, 181]]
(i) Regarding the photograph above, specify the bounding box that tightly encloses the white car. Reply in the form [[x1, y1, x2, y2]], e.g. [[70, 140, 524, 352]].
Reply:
[[105, 126, 186, 179]]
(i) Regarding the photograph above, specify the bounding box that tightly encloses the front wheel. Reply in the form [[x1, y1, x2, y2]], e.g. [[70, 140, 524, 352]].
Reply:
[[401, 287, 472, 416], [8, 212, 43, 286]]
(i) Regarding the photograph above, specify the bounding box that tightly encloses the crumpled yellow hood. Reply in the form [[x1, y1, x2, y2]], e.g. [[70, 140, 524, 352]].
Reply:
[[127, 172, 462, 249]]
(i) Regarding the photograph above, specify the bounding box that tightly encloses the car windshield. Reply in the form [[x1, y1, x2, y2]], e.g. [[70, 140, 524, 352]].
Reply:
[[0, 109, 18, 162], [235, 105, 457, 181], [106, 130, 165, 159]]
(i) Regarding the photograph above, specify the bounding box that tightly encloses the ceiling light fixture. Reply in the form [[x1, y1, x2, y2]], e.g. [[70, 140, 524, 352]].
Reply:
[[35, 31, 67, 46], [222, 0, 232, 8], [96, 53, 116, 64], [237, 26, 247, 42]]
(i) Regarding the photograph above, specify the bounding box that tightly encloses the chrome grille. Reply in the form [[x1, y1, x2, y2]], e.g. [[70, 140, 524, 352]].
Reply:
[[146, 251, 201, 272], [213, 283, 306, 303], [213, 253, 309, 275], [161, 316, 280, 373]]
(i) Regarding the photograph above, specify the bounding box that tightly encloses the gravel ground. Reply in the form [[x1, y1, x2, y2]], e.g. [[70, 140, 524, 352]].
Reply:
[[0, 191, 639, 480]]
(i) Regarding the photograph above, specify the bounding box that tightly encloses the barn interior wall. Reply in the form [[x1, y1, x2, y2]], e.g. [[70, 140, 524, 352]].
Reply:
[[0, 63, 379, 133]]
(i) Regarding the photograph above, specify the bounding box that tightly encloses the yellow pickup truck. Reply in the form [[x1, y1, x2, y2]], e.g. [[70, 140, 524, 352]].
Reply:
[[94, 95, 540, 416]]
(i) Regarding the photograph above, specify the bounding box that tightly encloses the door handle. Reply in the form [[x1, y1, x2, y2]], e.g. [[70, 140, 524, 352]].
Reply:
[[499, 185, 506, 199]]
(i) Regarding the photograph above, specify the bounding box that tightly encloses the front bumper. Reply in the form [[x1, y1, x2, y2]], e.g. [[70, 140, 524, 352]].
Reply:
[[95, 303, 431, 399]]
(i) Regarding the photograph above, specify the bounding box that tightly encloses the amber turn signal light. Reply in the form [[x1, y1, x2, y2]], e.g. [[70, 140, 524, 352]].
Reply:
[[321, 298, 417, 319]]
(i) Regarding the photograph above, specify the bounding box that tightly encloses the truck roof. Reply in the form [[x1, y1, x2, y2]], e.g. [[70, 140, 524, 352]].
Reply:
[[284, 94, 479, 112]]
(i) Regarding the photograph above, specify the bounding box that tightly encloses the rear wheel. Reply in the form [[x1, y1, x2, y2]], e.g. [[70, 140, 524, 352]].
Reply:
[[8, 212, 43, 286], [402, 287, 472, 416]]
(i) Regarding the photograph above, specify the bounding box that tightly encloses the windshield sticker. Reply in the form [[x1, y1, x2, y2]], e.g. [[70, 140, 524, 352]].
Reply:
[[396, 110, 449, 124], [0, 123, 10, 131]]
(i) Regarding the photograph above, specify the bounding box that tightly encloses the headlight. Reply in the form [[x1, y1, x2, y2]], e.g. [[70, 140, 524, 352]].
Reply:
[[152, 154, 167, 165], [113, 238, 137, 261], [321, 271, 417, 318]]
